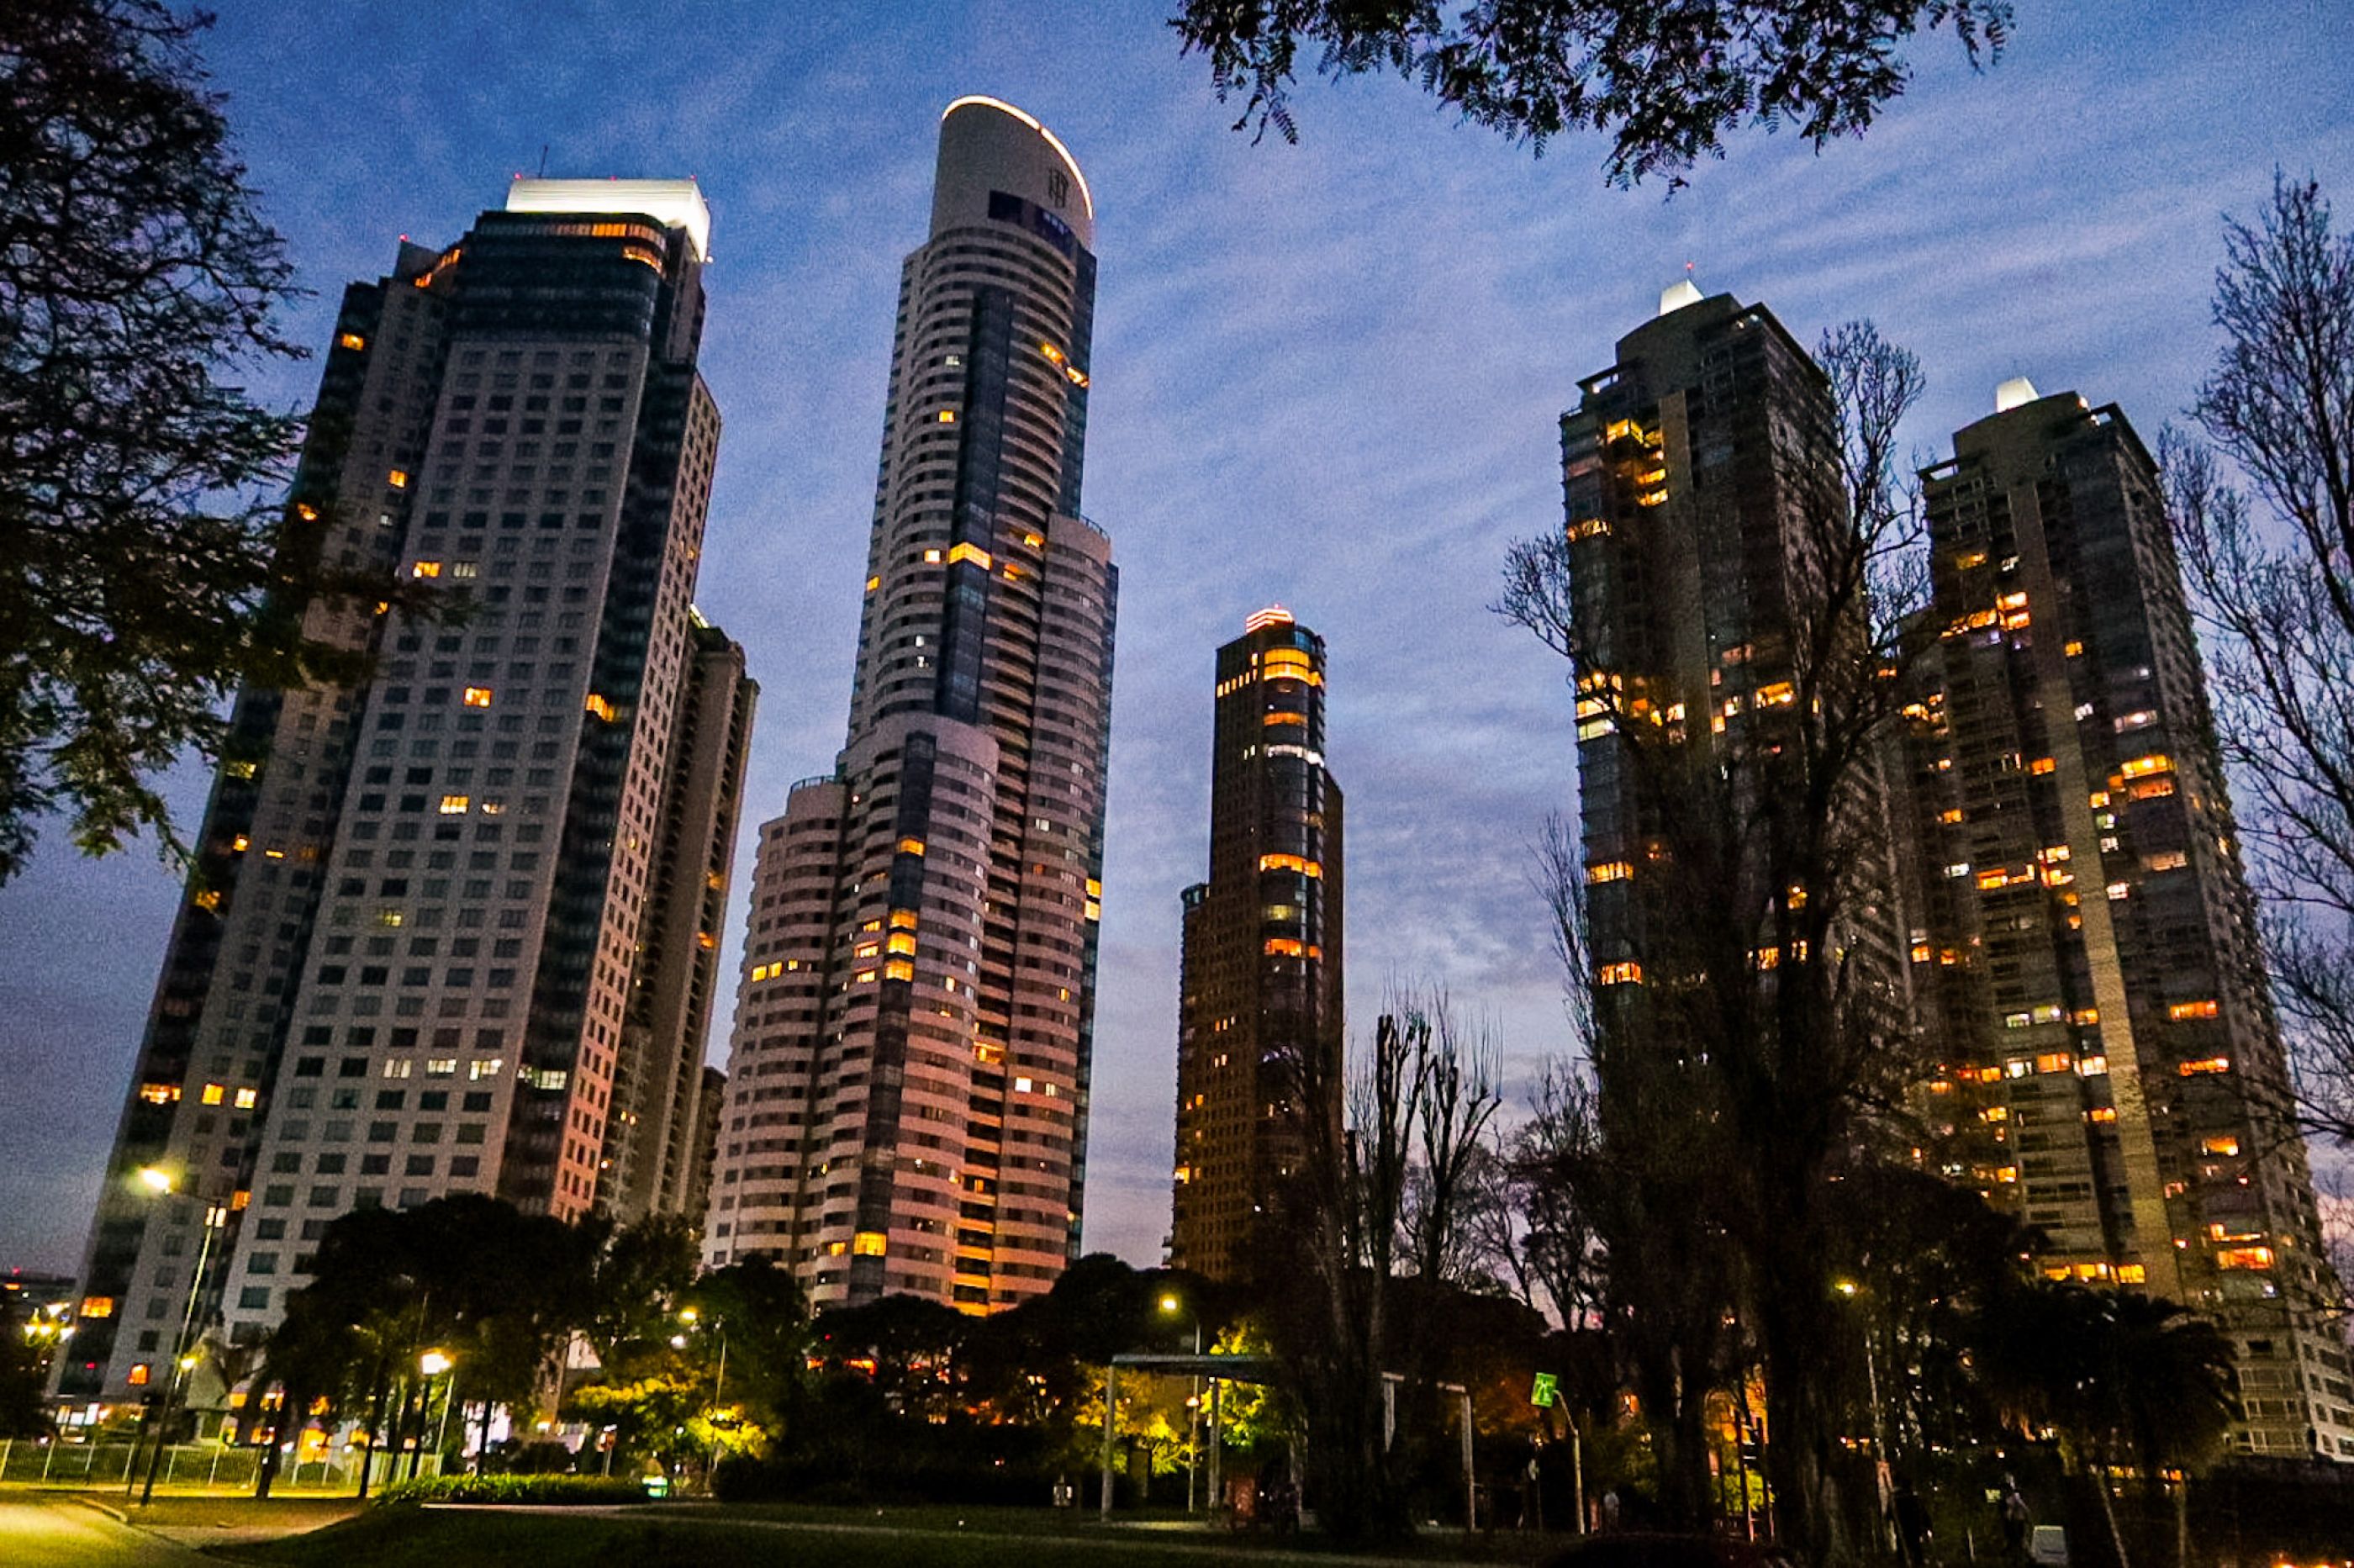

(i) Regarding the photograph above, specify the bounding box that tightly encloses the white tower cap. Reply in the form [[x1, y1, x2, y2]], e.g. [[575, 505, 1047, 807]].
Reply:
[[1659, 277, 1704, 316], [1994, 376, 2040, 413], [505, 178, 711, 261]]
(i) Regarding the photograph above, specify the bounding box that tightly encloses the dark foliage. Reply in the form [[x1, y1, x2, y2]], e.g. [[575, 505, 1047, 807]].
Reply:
[[1172, 0, 2010, 186], [0, 1, 406, 879]]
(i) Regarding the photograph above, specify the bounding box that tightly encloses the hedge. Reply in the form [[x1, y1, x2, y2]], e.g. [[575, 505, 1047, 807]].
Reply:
[[374, 1473, 652, 1507]]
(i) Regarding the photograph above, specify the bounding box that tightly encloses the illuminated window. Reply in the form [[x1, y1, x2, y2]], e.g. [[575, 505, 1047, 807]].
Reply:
[[883, 959, 916, 982], [2115, 1263, 2146, 1283], [2177, 1057, 2232, 1077], [1258, 853, 1322, 878], [201, 1083, 225, 1105], [946, 541, 992, 569], [377, 909, 404, 927], [2215, 1246, 2273, 1270], [387, 469, 409, 488], [1569, 517, 1611, 541], [234, 1087, 257, 1110], [1264, 937, 1306, 958], [897, 837, 926, 857], [865, 575, 881, 592], [1586, 862, 1633, 884], [749, 963, 781, 982], [2077, 1055, 2108, 1076], [1263, 711, 1306, 727], [584, 694, 615, 721], [2035, 1052, 2072, 1074], [139, 1083, 178, 1105], [2146, 851, 2187, 872], [462, 687, 493, 708], [852, 1232, 888, 1256], [469, 1059, 504, 1081], [80, 1296, 114, 1319], [2168, 1000, 2219, 1021], [1597, 961, 1644, 986], [127, 1362, 150, 1386], [937, 409, 956, 423], [2201, 1135, 2241, 1156], [2120, 754, 2173, 779], [451, 561, 478, 578], [2087, 1106, 2118, 1123], [439, 795, 469, 815], [2029, 757, 2056, 775], [411, 561, 442, 578], [479, 799, 503, 816], [886, 932, 916, 956]]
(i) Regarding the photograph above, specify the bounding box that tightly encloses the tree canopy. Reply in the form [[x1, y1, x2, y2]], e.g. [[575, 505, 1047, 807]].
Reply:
[[1172, 0, 2012, 186], [0, 0, 379, 881]]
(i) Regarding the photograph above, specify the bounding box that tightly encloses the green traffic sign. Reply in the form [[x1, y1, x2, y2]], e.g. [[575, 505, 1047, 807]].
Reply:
[[1530, 1372, 1559, 1407]]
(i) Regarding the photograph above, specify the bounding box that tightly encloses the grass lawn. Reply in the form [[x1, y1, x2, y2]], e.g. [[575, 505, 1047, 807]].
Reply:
[[225, 1503, 1563, 1566]]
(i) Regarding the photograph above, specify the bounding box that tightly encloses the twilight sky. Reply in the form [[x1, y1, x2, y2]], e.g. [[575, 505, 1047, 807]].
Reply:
[[2, 2, 2348, 1277]]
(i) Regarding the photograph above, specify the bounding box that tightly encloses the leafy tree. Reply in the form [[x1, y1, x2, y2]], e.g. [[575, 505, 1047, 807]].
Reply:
[[0, 1322, 52, 1438], [1172, 0, 2011, 186], [2163, 175, 2354, 1166], [0, 0, 404, 879]]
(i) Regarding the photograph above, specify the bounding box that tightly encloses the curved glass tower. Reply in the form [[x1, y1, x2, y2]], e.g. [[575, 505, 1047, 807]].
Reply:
[[705, 99, 1115, 1312]]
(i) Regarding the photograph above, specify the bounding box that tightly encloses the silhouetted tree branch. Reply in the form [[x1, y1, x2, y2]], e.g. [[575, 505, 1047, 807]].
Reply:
[[1172, 0, 2011, 186], [2164, 174, 2354, 1154]]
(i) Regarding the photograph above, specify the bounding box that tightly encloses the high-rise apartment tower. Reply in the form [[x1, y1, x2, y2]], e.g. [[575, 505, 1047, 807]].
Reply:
[[1897, 383, 2353, 1460], [58, 180, 747, 1397], [702, 99, 1115, 1312], [1169, 609, 1343, 1281], [1560, 284, 1906, 1024]]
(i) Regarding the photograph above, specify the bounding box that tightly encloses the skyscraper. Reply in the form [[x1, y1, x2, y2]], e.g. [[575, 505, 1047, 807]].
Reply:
[[1897, 383, 2354, 1460], [1169, 609, 1343, 1281], [59, 178, 747, 1396], [1559, 283, 1904, 1022], [701, 99, 1114, 1313]]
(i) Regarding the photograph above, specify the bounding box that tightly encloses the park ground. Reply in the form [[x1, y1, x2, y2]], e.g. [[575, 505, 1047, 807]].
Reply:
[[0, 1490, 1570, 1566]]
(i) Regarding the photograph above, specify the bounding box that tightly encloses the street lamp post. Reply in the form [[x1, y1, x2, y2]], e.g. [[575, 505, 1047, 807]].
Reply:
[[1159, 1295, 1202, 1515], [681, 1307, 729, 1492], [133, 1168, 225, 1507], [413, 1350, 453, 1481]]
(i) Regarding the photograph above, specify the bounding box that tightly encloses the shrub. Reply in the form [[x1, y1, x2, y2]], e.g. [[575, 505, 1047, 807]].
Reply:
[[374, 1473, 651, 1507]]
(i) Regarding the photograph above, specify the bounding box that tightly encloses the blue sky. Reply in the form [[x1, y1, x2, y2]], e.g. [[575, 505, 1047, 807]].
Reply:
[[3, 1, 2347, 1277]]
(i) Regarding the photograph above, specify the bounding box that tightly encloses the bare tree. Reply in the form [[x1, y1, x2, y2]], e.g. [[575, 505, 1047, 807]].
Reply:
[[1273, 984, 1501, 1545], [1496, 319, 1934, 1560], [2164, 174, 2354, 1153]]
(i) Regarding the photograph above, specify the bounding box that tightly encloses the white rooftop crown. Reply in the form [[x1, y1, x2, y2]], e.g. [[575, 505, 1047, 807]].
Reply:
[[1659, 277, 1704, 316], [1994, 375, 2040, 413], [505, 177, 710, 261]]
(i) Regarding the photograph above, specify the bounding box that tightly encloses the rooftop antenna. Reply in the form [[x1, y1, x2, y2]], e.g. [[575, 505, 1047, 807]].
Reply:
[[537, 144, 549, 177]]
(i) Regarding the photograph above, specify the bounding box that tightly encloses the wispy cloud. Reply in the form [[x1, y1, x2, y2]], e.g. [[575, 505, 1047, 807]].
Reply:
[[3, 0, 2346, 1273]]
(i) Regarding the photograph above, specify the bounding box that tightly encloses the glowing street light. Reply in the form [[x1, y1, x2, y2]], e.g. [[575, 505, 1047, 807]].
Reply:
[[136, 1166, 174, 1195], [420, 1349, 452, 1377]]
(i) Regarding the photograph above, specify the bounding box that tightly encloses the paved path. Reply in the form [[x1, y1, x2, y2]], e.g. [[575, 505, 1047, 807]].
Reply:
[[0, 1495, 212, 1566], [474, 1503, 1479, 1565]]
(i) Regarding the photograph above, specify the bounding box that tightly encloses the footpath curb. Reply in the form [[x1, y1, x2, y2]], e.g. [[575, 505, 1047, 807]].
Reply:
[[68, 1492, 130, 1525]]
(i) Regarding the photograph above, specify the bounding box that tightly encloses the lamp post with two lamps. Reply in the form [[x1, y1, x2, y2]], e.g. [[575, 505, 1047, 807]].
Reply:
[[1159, 1293, 1203, 1514], [132, 1166, 227, 1507], [675, 1307, 729, 1491]]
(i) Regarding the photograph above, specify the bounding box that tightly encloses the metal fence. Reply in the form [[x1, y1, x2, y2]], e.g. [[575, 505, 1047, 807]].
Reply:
[[0, 1439, 443, 1492]]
